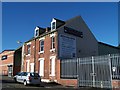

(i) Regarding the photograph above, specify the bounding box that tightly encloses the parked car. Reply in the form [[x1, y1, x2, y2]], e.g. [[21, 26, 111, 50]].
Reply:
[[13, 72, 41, 86]]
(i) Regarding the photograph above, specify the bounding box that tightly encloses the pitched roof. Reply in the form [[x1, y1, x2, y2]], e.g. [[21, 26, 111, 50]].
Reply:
[[24, 16, 81, 44], [98, 42, 120, 49], [65, 16, 81, 23], [15, 46, 22, 51], [54, 18, 65, 23], [0, 49, 15, 54]]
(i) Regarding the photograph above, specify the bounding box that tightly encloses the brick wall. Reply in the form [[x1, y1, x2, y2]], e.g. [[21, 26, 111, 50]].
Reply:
[[1, 66, 8, 75], [56, 59, 77, 87], [112, 80, 120, 88], [23, 32, 58, 80], [13, 66, 21, 75], [0, 50, 14, 76], [22, 31, 78, 86]]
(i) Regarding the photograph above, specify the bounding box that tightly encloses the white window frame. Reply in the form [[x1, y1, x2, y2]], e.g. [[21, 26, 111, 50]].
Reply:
[[35, 29, 39, 37], [51, 18, 56, 31], [26, 44, 31, 56], [38, 58, 44, 76], [39, 39, 44, 54], [26, 42, 31, 45], [50, 33, 56, 37], [39, 37, 45, 41], [50, 36, 55, 52], [49, 56, 56, 76], [34, 27, 39, 37], [38, 37, 45, 54]]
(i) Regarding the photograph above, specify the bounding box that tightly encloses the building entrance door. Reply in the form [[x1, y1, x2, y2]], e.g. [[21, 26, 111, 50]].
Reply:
[[49, 56, 55, 77], [39, 59, 44, 76], [8, 65, 13, 77]]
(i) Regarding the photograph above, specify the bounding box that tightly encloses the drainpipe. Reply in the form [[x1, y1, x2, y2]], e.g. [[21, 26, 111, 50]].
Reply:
[[34, 38, 36, 73]]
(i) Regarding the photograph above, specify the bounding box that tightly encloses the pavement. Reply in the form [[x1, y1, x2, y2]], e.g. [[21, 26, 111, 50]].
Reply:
[[0, 75, 115, 90], [0, 75, 76, 89]]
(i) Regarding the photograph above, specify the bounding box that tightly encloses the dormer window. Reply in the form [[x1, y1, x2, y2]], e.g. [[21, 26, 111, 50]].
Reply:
[[52, 22, 55, 30], [35, 30, 39, 36], [34, 27, 39, 37], [51, 18, 56, 31]]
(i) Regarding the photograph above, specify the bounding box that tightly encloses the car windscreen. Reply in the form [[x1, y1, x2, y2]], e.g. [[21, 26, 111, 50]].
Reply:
[[17, 72, 22, 76], [30, 73, 40, 77], [22, 72, 28, 76]]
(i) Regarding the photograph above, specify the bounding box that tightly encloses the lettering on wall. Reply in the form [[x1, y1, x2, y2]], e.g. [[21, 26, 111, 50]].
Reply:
[[64, 26, 83, 38]]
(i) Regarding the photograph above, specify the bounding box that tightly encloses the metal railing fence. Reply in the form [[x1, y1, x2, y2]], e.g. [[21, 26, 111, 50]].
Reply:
[[60, 54, 120, 88]]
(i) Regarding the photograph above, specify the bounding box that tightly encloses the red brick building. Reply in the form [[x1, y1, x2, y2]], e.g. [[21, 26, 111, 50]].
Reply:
[[0, 47, 22, 77], [0, 50, 15, 76], [21, 16, 99, 86]]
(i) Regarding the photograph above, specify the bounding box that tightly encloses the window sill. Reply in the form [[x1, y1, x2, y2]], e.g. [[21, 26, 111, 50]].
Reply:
[[26, 54, 30, 57], [49, 74, 55, 76], [50, 48, 55, 52], [38, 51, 44, 54]]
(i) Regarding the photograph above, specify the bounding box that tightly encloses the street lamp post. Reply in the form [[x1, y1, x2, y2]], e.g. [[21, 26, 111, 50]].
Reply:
[[17, 41, 23, 45]]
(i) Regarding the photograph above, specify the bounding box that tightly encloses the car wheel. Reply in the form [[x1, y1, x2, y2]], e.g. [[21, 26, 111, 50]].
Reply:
[[37, 84, 41, 87], [14, 78, 17, 82], [24, 80, 27, 86]]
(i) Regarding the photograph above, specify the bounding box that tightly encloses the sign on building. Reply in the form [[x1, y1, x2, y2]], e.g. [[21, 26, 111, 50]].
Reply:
[[59, 34, 76, 59]]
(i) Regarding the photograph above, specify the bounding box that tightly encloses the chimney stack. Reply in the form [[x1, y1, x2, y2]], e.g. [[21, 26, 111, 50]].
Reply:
[[46, 27, 49, 32]]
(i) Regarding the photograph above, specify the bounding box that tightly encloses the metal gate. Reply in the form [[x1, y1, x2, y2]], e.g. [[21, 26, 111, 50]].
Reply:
[[77, 55, 112, 88]]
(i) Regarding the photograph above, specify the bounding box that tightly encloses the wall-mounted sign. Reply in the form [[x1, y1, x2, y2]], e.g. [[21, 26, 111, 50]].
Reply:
[[64, 26, 83, 38], [59, 34, 76, 59], [1, 55, 7, 60]]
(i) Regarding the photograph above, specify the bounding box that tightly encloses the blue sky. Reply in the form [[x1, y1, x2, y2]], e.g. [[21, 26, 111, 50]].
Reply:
[[2, 2, 118, 52]]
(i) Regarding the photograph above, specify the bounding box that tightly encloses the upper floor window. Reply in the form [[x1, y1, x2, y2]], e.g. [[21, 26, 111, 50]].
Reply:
[[35, 29, 39, 37], [27, 44, 31, 54], [40, 40, 44, 52], [52, 22, 56, 30], [1, 55, 7, 60], [51, 18, 56, 31], [51, 36, 55, 49], [34, 26, 39, 37]]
